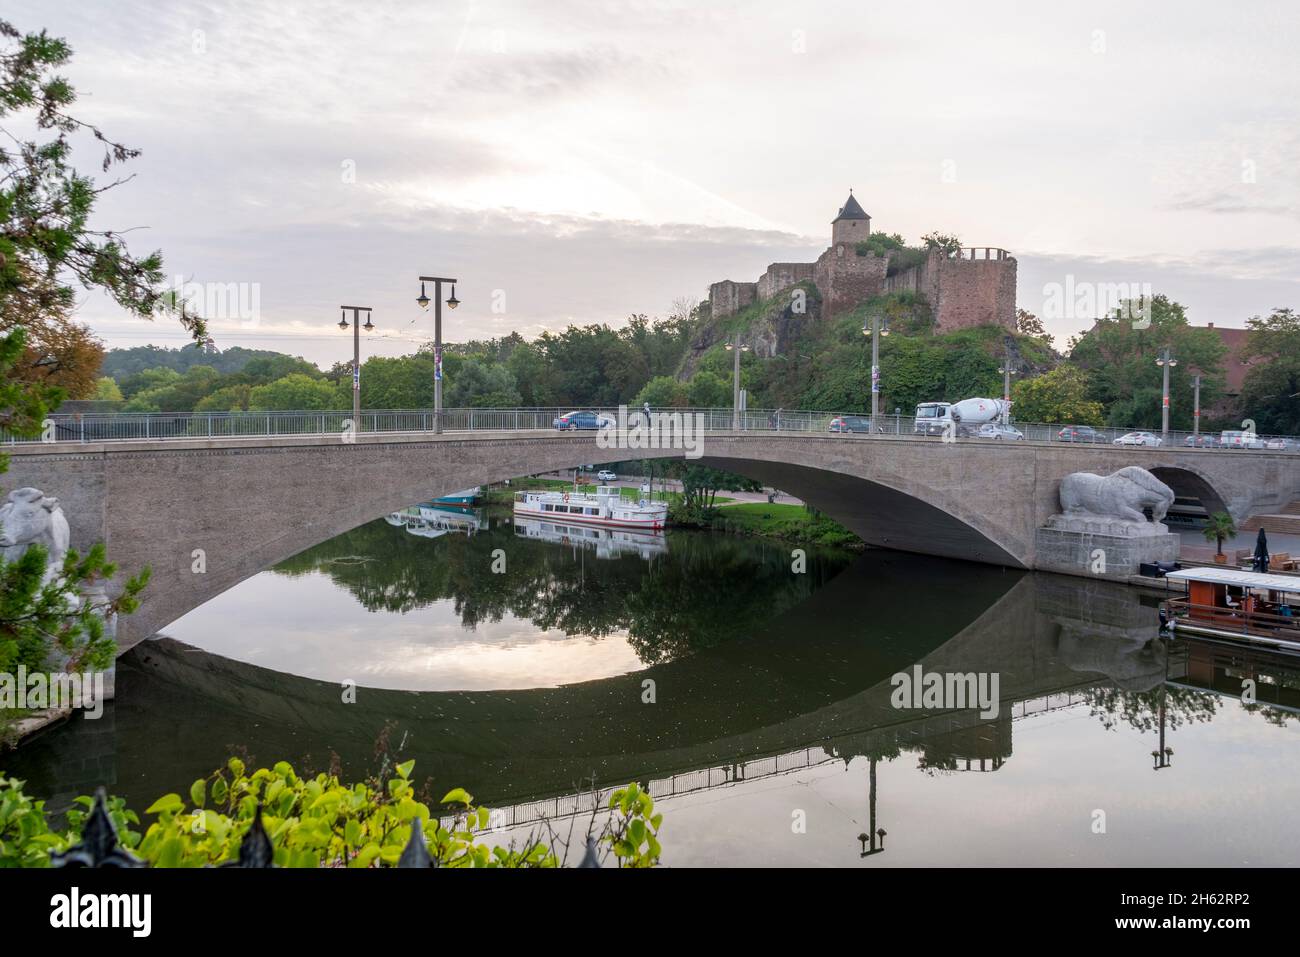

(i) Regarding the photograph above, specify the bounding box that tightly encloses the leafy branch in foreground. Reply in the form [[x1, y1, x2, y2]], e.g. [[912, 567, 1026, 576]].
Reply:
[[0, 759, 664, 868]]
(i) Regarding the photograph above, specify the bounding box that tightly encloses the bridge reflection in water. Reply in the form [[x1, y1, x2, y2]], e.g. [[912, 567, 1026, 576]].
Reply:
[[16, 535, 1293, 837]]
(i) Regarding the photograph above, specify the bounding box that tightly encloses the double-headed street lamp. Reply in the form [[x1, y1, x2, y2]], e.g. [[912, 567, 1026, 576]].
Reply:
[[724, 332, 750, 430], [998, 353, 1018, 425], [338, 305, 374, 426], [1156, 347, 1178, 441], [416, 276, 459, 433], [863, 314, 890, 423]]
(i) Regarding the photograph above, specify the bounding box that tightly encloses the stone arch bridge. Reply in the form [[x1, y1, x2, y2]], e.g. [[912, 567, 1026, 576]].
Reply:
[[7, 430, 1299, 644]]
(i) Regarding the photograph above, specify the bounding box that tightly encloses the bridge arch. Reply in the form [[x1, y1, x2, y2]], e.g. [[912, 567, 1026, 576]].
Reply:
[[7, 431, 1298, 645], [1147, 464, 1230, 521]]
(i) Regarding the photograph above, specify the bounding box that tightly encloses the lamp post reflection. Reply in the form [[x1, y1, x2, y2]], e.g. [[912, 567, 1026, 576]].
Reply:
[[856, 755, 888, 859]]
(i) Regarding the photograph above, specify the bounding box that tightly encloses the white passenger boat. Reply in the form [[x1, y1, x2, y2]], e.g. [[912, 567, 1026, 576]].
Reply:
[[512, 485, 668, 531], [514, 516, 668, 559]]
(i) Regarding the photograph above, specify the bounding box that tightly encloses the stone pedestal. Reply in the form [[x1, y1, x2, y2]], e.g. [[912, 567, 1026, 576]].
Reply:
[[1035, 515, 1179, 581]]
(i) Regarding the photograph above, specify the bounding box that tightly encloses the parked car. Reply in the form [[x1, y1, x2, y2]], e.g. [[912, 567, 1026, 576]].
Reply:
[[829, 415, 872, 433], [1219, 429, 1264, 449], [1114, 431, 1163, 447], [1264, 438, 1297, 451], [596, 469, 618, 482], [977, 423, 1024, 440], [1183, 434, 1216, 448], [1057, 425, 1103, 443], [553, 411, 614, 430]]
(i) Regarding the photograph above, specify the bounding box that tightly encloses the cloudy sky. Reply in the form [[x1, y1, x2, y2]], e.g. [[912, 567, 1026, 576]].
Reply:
[[21, 0, 1300, 365]]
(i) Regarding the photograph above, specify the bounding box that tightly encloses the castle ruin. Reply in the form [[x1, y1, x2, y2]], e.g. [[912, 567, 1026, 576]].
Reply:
[[708, 192, 1017, 331]]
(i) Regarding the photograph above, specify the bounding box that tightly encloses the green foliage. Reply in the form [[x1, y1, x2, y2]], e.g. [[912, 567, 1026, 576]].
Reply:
[[0, 774, 67, 867], [92, 376, 123, 401], [0, 18, 203, 340], [855, 232, 905, 257], [1066, 295, 1226, 429], [248, 373, 344, 412], [1010, 366, 1104, 425], [1203, 512, 1237, 557], [920, 232, 962, 253], [683, 502, 863, 550], [666, 463, 761, 511], [1239, 308, 1300, 436], [102, 345, 303, 381], [0, 761, 665, 868], [0, 539, 147, 679], [635, 374, 690, 408]]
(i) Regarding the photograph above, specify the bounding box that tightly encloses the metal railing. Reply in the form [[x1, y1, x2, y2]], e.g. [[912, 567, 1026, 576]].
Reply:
[[7, 406, 1300, 454]]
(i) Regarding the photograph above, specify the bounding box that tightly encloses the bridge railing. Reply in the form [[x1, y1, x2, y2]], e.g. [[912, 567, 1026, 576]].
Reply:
[[6, 407, 1300, 453]]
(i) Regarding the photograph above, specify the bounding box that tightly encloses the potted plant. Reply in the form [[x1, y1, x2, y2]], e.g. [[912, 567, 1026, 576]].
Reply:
[[1203, 511, 1238, 564]]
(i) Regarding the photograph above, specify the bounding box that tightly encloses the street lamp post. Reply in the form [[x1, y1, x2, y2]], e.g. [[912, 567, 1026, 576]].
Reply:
[[416, 276, 459, 433], [863, 314, 890, 423], [338, 305, 374, 429], [998, 351, 1017, 425], [1156, 347, 1178, 441], [1192, 372, 1202, 436], [724, 331, 750, 430]]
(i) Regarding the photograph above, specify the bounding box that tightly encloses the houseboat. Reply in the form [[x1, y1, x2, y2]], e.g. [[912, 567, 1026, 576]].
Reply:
[[1161, 566, 1300, 652], [512, 486, 668, 531]]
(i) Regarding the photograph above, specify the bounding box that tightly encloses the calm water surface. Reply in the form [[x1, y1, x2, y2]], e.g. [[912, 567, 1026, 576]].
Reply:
[[8, 507, 1300, 866]]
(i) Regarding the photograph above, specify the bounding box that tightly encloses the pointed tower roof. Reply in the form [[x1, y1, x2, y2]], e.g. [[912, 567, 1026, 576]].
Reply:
[[833, 191, 870, 223]]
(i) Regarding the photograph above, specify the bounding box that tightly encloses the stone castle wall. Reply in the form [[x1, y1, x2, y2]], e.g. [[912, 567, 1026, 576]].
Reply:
[[882, 248, 1016, 332], [931, 250, 1017, 332], [706, 204, 1016, 328], [708, 279, 758, 318], [756, 262, 817, 300], [813, 245, 889, 320]]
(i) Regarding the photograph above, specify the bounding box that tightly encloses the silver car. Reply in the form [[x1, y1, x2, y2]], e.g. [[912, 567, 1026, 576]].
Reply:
[[977, 423, 1024, 440]]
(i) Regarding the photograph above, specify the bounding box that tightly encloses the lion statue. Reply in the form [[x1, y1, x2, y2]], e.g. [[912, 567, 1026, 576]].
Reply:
[[0, 487, 71, 586], [1058, 466, 1175, 525]]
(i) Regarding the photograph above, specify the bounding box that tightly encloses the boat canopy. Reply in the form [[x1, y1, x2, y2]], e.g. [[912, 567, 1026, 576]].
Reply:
[[1164, 566, 1300, 593]]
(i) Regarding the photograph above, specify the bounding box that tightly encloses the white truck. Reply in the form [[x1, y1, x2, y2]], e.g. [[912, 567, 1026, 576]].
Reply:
[[914, 398, 1011, 437]]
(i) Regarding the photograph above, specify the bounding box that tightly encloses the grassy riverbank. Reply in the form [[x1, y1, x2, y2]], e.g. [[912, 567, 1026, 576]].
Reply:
[[677, 502, 864, 550]]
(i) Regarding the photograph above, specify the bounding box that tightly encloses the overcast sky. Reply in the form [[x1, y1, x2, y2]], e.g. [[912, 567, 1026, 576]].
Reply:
[[21, 0, 1300, 366]]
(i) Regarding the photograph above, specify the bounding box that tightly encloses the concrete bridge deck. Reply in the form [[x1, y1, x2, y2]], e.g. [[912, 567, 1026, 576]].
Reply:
[[9, 428, 1299, 642]]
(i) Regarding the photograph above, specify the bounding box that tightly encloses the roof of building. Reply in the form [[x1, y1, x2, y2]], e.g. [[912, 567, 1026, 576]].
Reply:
[[833, 192, 870, 222]]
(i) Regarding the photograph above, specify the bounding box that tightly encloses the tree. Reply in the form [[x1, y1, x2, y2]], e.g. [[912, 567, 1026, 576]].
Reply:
[[0, 265, 105, 400], [1010, 366, 1104, 425], [1239, 308, 1300, 435], [1016, 309, 1052, 345], [1066, 295, 1226, 429], [248, 374, 344, 411], [93, 376, 123, 401], [1203, 512, 1237, 560], [635, 375, 689, 409], [0, 18, 204, 340], [665, 463, 761, 511], [920, 232, 962, 254]]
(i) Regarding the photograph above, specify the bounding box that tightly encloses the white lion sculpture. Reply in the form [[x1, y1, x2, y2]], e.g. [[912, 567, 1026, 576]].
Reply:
[[1058, 466, 1175, 525], [0, 487, 71, 586]]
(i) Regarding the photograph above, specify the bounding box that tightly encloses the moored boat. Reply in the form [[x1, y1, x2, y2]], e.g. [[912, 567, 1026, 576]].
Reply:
[[432, 487, 481, 507], [512, 485, 668, 530], [1161, 566, 1300, 652]]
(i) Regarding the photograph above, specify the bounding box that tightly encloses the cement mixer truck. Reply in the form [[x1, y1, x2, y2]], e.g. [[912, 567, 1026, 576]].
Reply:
[[913, 397, 1011, 437]]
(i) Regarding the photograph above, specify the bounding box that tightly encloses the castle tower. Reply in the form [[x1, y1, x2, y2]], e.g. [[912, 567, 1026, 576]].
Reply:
[[831, 191, 870, 247]]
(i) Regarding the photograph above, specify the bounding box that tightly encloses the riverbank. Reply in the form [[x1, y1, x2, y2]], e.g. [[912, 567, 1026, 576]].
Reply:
[[674, 502, 864, 551]]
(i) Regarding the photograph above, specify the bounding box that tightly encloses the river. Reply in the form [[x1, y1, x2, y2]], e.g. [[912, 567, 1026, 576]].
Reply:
[[7, 504, 1300, 866]]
